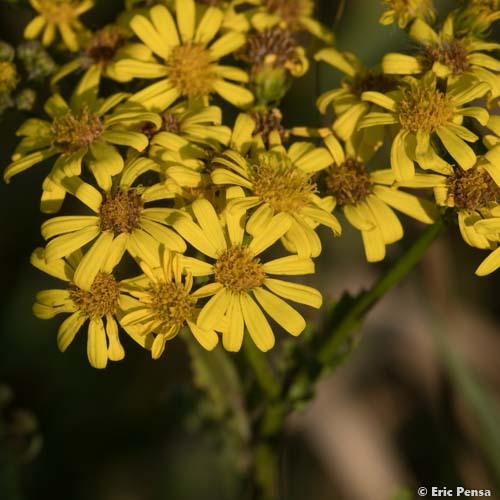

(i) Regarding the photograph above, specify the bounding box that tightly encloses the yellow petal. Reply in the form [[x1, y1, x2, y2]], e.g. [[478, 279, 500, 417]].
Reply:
[[188, 320, 219, 350], [436, 126, 476, 170], [221, 294, 244, 352], [57, 312, 85, 352], [73, 231, 115, 290], [45, 226, 100, 262], [87, 319, 108, 369], [175, 0, 195, 43], [390, 129, 415, 181], [253, 288, 305, 337], [106, 315, 125, 361], [264, 278, 322, 308], [194, 6, 223, 44], [476, 247, 500, 276], [197, 288, 230, 331], [240, 293, 274, 352], [263, 255, 315, 275], [248, 212, 292, 255], [192, 199, 227, 253]]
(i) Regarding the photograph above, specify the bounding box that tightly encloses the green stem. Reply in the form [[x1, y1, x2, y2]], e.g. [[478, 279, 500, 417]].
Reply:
[[318, 218, 445, 365], [243, 337, 281, 400]]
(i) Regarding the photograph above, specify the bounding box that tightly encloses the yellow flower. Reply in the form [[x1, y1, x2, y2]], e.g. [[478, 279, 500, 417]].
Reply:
[[114, 0, 254, 109], [393, 144, 500, 250], [161, 112, 264, 207], [120, 249, 219, 358], [236, 0, 333, 43], [360, 72, 490, 180], [40, 156, 186, 289], [171, 199, 322, 352], [211, 137, 341, 257], [24, 0, 93, 52], [31, 247, 151, 369], [142, 101, 231, 161], [4, 85, 161, 213], [382, 13, 500, 100], [51, 25, 154, 86], [314, 47, 397, 152], [323, 134, 437, 262], [379, 0, 436, 29]]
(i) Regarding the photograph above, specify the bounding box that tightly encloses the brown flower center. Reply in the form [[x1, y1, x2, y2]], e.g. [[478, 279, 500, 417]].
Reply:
[[349, 70, 396, 96], [251, 152, 315, 213], [265, 0, 312, 30], [69, 272, 120, 318], [446, 166, 499, 210], [398, 85, 454, 134], [99, 189, 143, 234], [239, 27, 299, 73], [251, 108, 286, 144], [150, 282, 196, 328], [142, 112, 181, 140], [84, 26, 126, 65], [51, 106, 103, 154], [166, 44, 216, 98], [214, 245, 266, 293], [421, 39, 469, 75], [325, 158, 373, 206]]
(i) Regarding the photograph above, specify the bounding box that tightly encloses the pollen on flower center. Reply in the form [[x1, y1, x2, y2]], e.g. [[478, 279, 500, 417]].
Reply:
[[398, 85, 454, 134], [446, 166, 500, 210], [166, 44, 216, 98], [99, 189, 143, 234], [214, 245, 266, 293], [0, 61, 18, 93], [325, 158, 373, 206], [37, 0, 81, 23], [150, 282, 196, 327], [251, 152, 315, 213], [69, 272, 120, 318], [422, 39, 469, 75], [50, 106, 103, 154], [84, 26, 126, 65]]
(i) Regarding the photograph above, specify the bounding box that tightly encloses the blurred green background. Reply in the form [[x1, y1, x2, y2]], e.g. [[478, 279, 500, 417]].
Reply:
[[1, 1, 499, 499]]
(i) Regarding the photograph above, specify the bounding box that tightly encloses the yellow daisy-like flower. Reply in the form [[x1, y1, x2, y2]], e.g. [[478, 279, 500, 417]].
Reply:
[[360, 72, 490, 180], [114, 0, 254, 109], [4, 84, 160, 213], [171, 199, 323, 352], [407, 145, 500, 249], [210, 137, 341, 257], [51, 25, 154, 86], [382, 14, 500, 100], [235, 0, 333, 43], [314, 47, 397, 152], [120, 249, 218, 358], [24, 0, 93, 52], [31, 247, 151, 369], [142, 101, 231, 161], [379, 0, 436, 29], [40, 156, 186, 290], [323, 134, 437, 262], [161, 112, 264, 207]]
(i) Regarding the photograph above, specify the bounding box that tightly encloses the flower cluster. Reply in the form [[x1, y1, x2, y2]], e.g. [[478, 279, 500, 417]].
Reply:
[[3, 0, 500, 368]]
